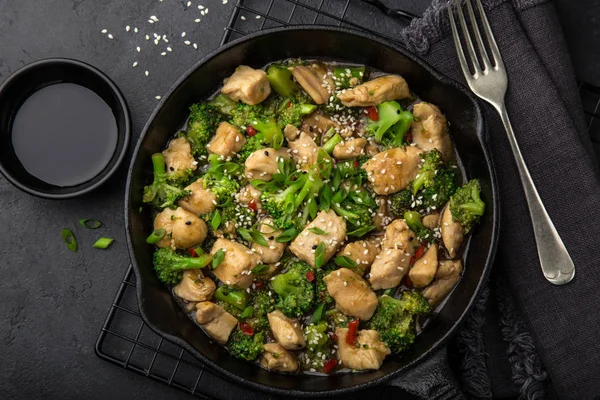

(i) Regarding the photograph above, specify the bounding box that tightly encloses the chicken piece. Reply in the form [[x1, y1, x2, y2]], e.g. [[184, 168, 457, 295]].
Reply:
[[154, 207, 208, 249], [178, 178, 217, 216], [172, 207, 208, 249], [251, 217, 286, 264], [324, 268, 378, 320], [336, 238, 381, 275], [284, 124, 300, 141], [365, 141, 380, 156], [206, 122, 247, 158], [267, 310, 306, 350], [370, 219, 416, 290], [291, 64, 334, 105], [173, 270, 217, 302], [153, 208, 175, 248], [301, 111, 340, 140], [221, 65, 271, 105], [411, 102, 452, 162], [333, 138, 367, 160], [409, 243, 439, 288], [288, 131, 319, 171], [337, 75, 410, 107], [210, 238, 261, 289], [195, 302, 238, 345], [289, 210, 346, 267], [163, 137, 197, 174], [422, 212, 440, 230], [244, 147, 291, 181], [441, 205, 463, 258], [335, 328, 390, 370], [422, 260, 463, 306], [260, 343, 299, 373], [237, 184, 262, 209], [362, 146, 421, 195]]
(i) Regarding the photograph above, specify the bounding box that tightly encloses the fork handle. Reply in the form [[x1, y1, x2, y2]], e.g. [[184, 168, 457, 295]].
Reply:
[[496, 102, 575, 285]]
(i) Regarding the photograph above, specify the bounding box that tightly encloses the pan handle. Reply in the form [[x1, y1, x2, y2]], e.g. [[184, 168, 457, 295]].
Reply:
[[387, 346, 465, 400]]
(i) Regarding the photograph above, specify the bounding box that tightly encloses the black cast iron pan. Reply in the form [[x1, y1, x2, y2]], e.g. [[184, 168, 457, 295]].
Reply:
[[124, 26, 499, 398]]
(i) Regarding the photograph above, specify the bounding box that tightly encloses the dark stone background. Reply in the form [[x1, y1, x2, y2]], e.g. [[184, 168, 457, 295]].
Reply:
[[0, 0, 596, 398]]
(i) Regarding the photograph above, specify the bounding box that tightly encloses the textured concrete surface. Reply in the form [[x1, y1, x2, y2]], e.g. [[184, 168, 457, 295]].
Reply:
[[0, 0, 594, 399]]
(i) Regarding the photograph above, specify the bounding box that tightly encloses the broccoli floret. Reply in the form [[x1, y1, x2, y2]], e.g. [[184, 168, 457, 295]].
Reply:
[[219, 101, 284, 149], [330, 186, 376, 237], [267, 64, 299, 97], [270, 259, 315, 318], [325, 309, 349, 328], [412, 150, 457, 211], [365, 101, 413, 148], [236, 133, 268, 163], [228, 328, 265, 361], [143, 153, 192, 210], [209, 93, 238, 116], [367, 292, 430, 354], [316, 265, 335, 306], [244, 288, 276, 331], [276, 97, 317, 128], [186, 103, 225, 157], [215, 286, 249, 309], [404, 211, 434, 243], [304, 321, 331, 369], [389, 190, 412, 219], [152, 248, 212, 285], [332, 156, 370, 181], [449, 179, 485, 233]]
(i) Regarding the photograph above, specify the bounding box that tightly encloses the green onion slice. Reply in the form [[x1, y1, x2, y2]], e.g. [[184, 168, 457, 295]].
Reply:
[[93, 237, 114, 249], [251, 264, 270, 275], [334, 256, 358, 269], [61, 228, 78, 252], [314, 242, 326, 269], [276, 228, 298, 243], [78, 218, 102, 229], [212, 249, 225, 269], [308, 227, 328, 235], [211, 210, 222, 231], [240, 306, 254, 319], [311, 304, 325, 324], [347, 225, 376, 238], [146, 229, 166, 244]]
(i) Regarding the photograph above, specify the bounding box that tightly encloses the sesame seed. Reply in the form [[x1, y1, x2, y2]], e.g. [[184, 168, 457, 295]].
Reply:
[[101, 29, 107, 34], [184, 40, 191, 45], [181, 32, 186, 37], [132, 61, 138, 68], [145, 71, 149, 76], [241, 15, 246, 20], [155, 96, 161, 100], [107, 34, 114, 39], [125, 26, 130, 32], [134, 27, 138, 33], [136, 46, 141, 52], [255, 15, 261, 19]]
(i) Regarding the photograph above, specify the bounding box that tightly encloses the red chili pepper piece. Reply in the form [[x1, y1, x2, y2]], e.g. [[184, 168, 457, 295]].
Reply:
[[414, 244, 426, 260], [306, 271, 315, 282], [406, 131, 413, 143], [248, 199, 258, 212], [353, 159, 359, 168], [346, 319, 360, 345], [323, 358, 338, 374], [246, 126, 257, 137], [287, 101, 293, 108], [366, 106, 379, 121], [240, 322, 254, 336], [331, 332, 338, 342], [254, 280, 264, 289], [187, 248, 199, 258], [409, 255, 416, 266], [404, 275, 413, 289]]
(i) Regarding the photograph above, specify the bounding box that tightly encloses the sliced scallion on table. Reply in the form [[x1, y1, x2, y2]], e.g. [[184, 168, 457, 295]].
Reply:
[[61, 228, 78, 252], [78, 218, 102, 229], [93, 237, 114, 249]]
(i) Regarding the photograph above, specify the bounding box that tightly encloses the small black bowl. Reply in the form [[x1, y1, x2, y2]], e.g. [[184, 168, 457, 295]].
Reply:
[[0, 58, 130, 199]]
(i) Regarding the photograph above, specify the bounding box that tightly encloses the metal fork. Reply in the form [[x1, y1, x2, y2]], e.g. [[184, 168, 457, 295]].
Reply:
[[448, 0, 575, 285]]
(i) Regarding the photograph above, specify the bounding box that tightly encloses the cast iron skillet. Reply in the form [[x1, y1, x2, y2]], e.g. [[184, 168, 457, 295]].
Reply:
[[125, 26, 499, 398]]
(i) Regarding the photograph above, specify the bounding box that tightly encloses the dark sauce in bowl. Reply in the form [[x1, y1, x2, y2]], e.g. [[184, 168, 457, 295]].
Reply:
[[11, 83, 118, 187]]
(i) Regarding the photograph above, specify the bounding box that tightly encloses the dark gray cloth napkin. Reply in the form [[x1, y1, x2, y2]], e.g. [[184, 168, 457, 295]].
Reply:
[[401, 1, 600, 399]]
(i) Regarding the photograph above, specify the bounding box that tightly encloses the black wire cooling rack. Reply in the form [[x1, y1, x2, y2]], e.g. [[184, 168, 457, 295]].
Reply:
[[95, 1, 600, 399]]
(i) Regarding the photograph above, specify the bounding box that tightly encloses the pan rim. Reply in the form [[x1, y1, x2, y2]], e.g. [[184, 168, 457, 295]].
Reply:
[[124, 24, 499, 397]]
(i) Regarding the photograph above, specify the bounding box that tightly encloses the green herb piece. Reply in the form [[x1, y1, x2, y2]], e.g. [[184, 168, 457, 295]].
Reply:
[[347, 225, 376, 237], [61, 228, 77, 252], [319, 184, 333, 211], [240, 306, 254, 319], [212, 248, 225, 269], [275, 227, 298, 243], [251, 264, 270, 275], [211, 210, 222, 231], [314, 242, 326, 269], [78, 218, 102, 229], [322, 132, 343, 155], [146, 229, 166, 244], [334, 256, 358, 269], [237, 228, 268, 247], [93, 237, 114, 249], [308, 227, 328, 235], [311, 304, 325, 324]]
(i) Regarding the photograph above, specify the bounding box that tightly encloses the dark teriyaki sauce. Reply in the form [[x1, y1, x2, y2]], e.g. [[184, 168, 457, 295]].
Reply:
[[11, 83, 118, 187]]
